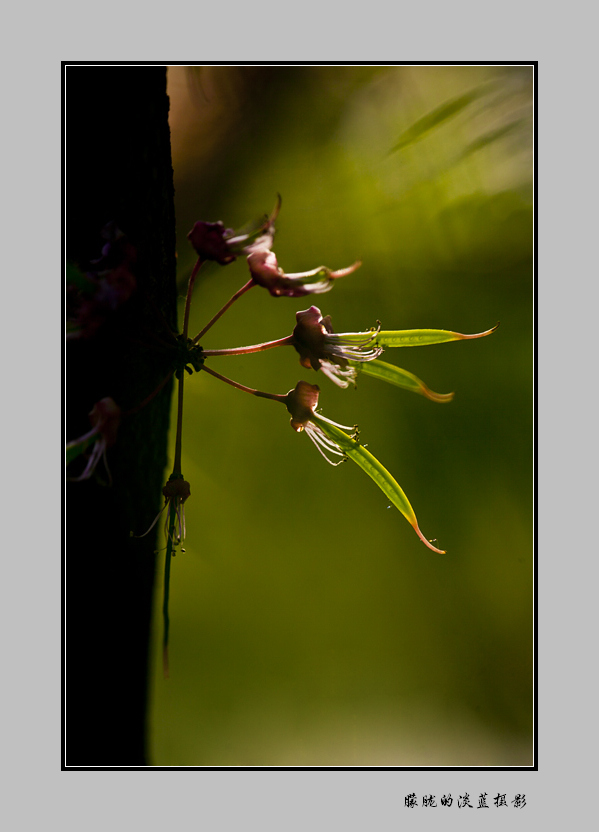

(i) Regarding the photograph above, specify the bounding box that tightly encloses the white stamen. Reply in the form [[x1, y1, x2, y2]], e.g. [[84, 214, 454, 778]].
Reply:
[[305, 423, 346, 466]]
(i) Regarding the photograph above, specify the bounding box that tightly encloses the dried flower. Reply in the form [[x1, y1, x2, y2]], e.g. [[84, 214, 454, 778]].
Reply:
[[247, 249, 362, 298], [291, 305, 382, 387]]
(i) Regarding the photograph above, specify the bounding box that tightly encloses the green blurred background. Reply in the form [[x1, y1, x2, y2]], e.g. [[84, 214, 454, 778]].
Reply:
[[149, 65, 533, 766]]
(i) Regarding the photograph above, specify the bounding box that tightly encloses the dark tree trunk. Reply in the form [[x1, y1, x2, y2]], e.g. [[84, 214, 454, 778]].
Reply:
[[65, 66, 177, 766]]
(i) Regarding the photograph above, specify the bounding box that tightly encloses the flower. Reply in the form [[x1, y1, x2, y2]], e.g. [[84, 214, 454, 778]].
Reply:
[[291, 306, 383, 387], [161, 478, 191, 547], [66, 224, 137, 339], [283, 381, 355, 465], [135, 477, 191, 549], [66, 397, 121, 484], [281, 382, 445, 552], [247, 249, 362, 298], [187, 196, 280, 264]]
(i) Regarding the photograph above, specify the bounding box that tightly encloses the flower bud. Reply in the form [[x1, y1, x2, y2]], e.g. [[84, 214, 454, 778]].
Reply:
[[187, 221, 237, 265]]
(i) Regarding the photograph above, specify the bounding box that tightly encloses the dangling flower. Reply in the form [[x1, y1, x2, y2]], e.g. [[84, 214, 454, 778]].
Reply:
[[187, 196, 280, 265], [283, 380, 355, 465], [66, 397, 121, 484], [247, 249, 362, 298], [291, 306, 383, 387], [135, 477, 191, 550]]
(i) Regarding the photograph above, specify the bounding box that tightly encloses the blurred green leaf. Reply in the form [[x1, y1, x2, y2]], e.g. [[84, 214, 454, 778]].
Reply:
[[459, 118, 528, 160], [390, 86, 490, 152], [355, 359, 454, 402]]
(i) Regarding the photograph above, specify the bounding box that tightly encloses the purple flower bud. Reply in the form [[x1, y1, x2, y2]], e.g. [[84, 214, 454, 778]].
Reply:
[[187, 221, 238, 265], [187, 196, 281, 265]]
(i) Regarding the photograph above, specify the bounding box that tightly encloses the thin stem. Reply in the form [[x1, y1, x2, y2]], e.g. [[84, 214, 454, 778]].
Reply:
[[202, 335, 294, 357], [162, 503, 177, 679], [192, 279, 255, 344], [172, 374, 185, 478], [124, 370, 175, 417], [182, 258, 204, 340], [201, 363, 286, 404], [159, 258, 203, 680]]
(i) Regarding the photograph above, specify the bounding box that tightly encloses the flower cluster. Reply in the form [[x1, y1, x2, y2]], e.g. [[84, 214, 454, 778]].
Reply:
[[68, 196, 498, 674]]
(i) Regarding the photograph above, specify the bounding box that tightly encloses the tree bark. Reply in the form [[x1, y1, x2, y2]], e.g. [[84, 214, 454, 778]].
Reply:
[[65, 66, 176, 766]]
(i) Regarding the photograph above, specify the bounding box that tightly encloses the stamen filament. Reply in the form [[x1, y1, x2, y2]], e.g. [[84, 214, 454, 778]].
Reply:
[[305, 424, 346, 466]]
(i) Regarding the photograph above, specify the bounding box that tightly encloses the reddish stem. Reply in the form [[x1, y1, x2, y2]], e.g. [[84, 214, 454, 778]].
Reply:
[[202, 335, 294, 357], [201, 364, 286, 404], [192, 279, 255, 344], [182, 258, 204, 341], [172, 373, 185, 477]]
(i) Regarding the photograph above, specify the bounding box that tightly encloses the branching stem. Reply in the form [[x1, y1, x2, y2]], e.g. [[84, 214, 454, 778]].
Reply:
[[192, 279, 255, 344]]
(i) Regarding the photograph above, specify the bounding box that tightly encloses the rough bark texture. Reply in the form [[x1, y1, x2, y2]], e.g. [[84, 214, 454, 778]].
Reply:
[[66, 66, 177, 766]]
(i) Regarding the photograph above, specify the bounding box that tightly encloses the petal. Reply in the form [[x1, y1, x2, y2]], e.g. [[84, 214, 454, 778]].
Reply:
[[375, 324, 499, 347], [312, 415, 445, 553], [354, 359, 454, 402]]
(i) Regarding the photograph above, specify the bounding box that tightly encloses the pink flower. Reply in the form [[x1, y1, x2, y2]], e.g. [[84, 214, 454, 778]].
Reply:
[[247, 249, 362, 298], [291, 306, 382, 387]]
